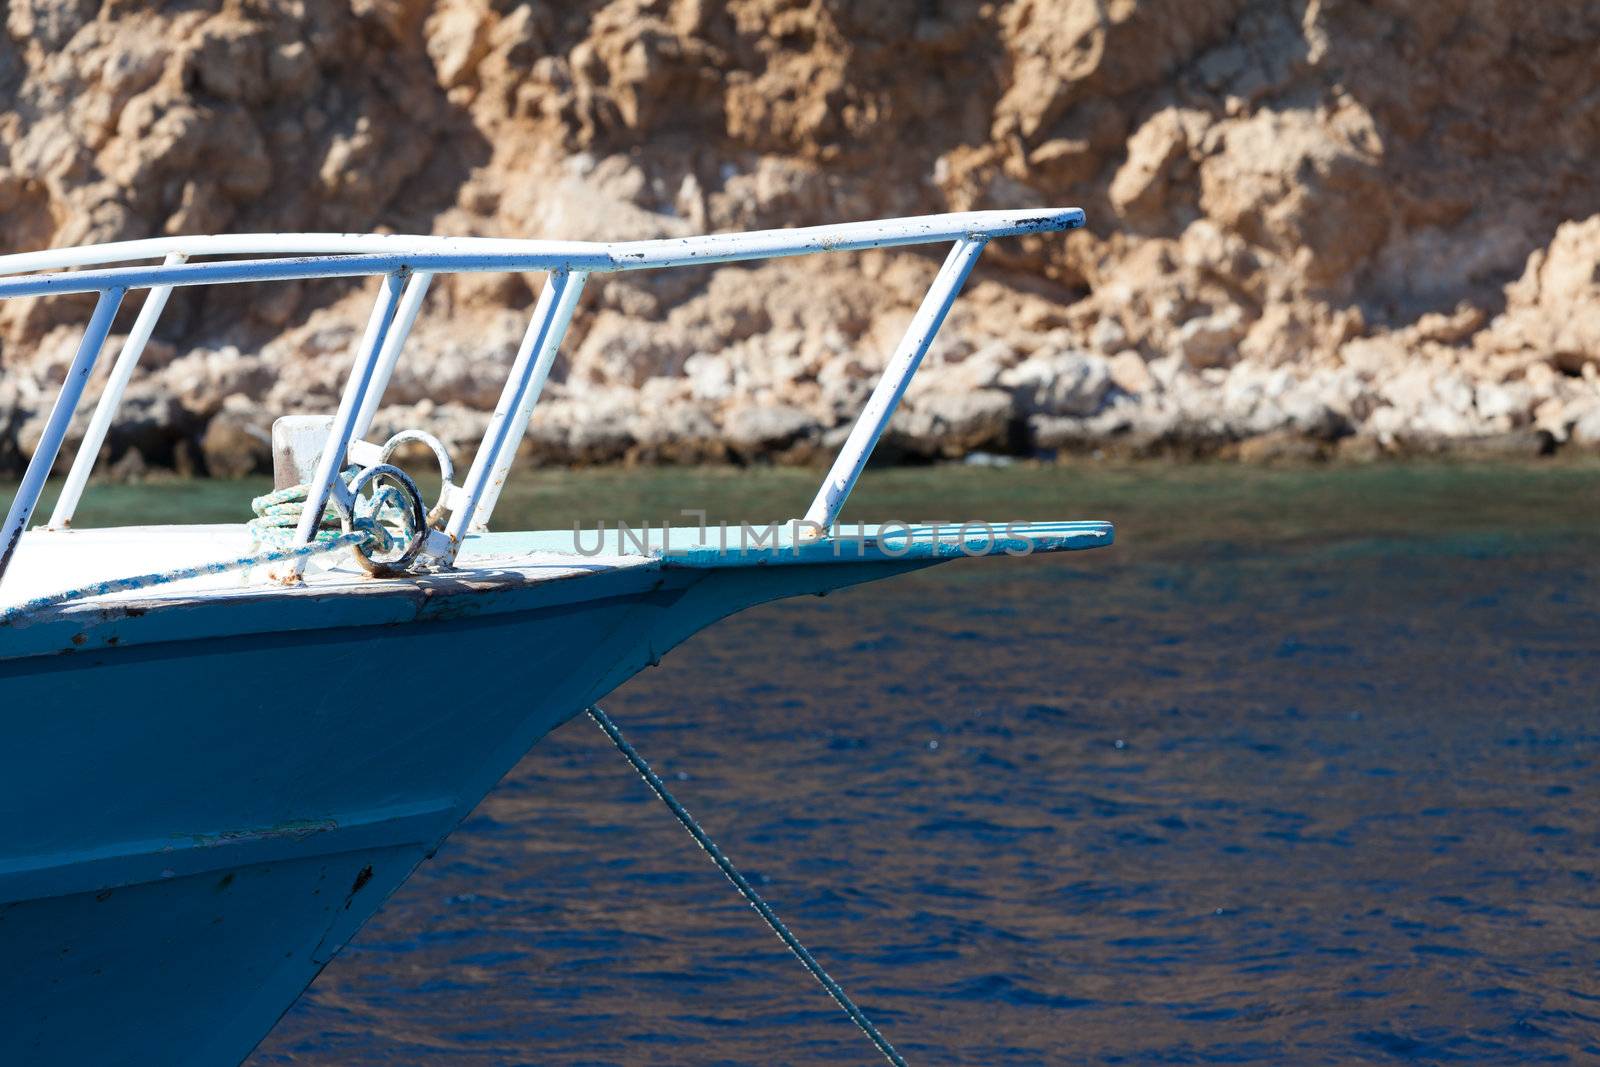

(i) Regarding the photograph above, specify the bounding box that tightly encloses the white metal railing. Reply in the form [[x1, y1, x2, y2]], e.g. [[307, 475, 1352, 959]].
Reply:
[[0, 209, 1084, 594]]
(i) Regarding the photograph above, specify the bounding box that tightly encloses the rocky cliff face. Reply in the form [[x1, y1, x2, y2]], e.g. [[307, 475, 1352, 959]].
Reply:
[[3, 0, 1600, 478]]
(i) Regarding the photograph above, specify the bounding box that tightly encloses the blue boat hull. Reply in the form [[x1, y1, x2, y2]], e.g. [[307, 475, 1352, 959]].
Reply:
[[0, 560, 933, 1064], [0, 521, 1111, 1064]]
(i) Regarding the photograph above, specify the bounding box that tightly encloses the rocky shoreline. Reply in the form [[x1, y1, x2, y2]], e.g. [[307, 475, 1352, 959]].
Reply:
[[3, 1, 1600, 479], [7, 259, 1597, 482]]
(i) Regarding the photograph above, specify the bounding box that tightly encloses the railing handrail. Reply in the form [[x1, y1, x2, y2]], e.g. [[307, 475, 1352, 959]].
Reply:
[[0, 233, 597, 277], [0, 209, 1083, 290], [0, 208, 1085, 599]]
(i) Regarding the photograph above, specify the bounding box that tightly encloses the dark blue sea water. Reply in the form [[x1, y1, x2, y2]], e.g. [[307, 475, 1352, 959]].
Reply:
[[101, 461, 1596, 1065]]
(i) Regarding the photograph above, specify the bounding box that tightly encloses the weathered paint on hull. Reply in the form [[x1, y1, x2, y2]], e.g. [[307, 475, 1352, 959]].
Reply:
[[0, 519, 1113, 1064], [0, 557, 935, 1066]]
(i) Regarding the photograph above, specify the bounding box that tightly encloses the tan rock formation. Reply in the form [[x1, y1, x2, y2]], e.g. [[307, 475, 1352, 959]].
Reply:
[[2, 0, 1600, 476]]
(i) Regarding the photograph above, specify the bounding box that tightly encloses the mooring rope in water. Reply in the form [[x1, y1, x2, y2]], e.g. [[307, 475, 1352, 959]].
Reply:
[[587, 704, 909, 1067]]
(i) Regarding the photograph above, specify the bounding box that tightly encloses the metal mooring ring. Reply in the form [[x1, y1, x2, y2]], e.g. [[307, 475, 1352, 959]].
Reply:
[[377, 429, 455, 529], [344, 463, 428, 577]]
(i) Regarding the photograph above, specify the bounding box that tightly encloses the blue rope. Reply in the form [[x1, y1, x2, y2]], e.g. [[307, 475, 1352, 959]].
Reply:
[[247, 470, 408, 555], [0, 534, 363, 623], [1, 472, 415, 624], [588, 704, 909, 1066]]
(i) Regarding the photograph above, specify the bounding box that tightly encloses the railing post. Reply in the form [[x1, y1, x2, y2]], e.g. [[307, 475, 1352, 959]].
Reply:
[[351, 271, 434, 441], [446, 269, 587, 549], [0, 286, 126, 588], [49, 253, 185, 530], [801, 237, 987, 531], [278, 271, 407, 581]]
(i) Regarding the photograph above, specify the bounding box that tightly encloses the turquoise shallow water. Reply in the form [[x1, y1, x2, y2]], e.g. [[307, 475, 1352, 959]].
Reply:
[[9, 460, 1600, 1063]]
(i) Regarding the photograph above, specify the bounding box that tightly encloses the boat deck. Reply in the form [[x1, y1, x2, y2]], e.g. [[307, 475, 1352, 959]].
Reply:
[[1, 520, 1113, 617], [0, 525, 650, 615]]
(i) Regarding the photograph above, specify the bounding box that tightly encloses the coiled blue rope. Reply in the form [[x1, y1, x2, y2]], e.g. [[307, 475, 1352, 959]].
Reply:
[[246, 468, 409, 556]]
